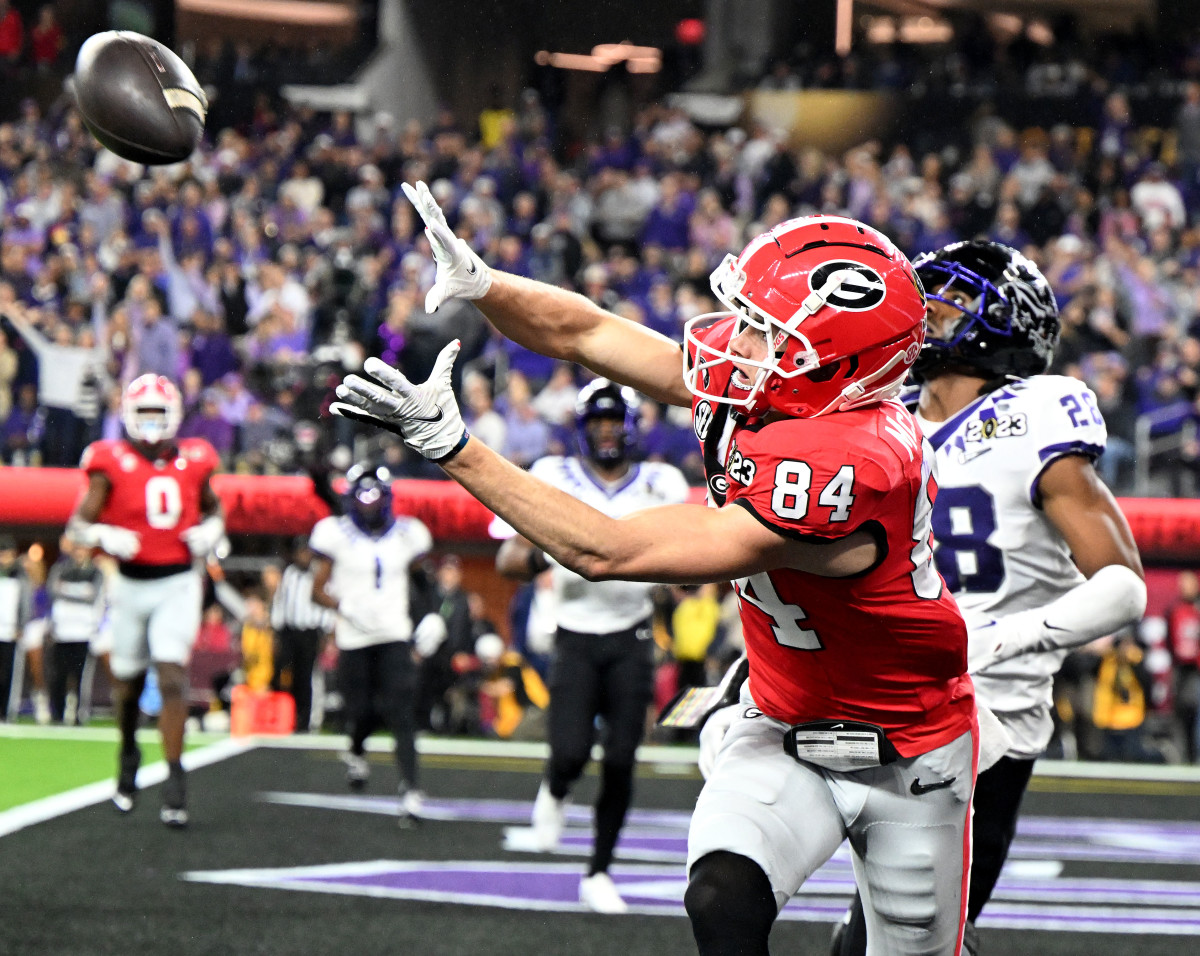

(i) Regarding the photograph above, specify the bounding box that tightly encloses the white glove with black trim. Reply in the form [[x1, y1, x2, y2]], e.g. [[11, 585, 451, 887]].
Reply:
[[698, 703, 738, 780], [400, 180, 492, 313], [966, 565, 1147, 675], [330, 340, 469, 462], [966, 611, 1041, 675], [181, 514, 226, 558], [74, 522, 141, 561], [413, 612, 448, 657]]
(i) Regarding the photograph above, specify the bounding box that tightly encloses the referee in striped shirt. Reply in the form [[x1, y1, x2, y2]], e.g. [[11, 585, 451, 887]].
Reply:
[[271, 538, 335, 732]]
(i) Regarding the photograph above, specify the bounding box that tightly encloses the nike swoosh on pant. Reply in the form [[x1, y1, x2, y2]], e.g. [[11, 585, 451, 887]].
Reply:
[[910, 776, 956, 795]]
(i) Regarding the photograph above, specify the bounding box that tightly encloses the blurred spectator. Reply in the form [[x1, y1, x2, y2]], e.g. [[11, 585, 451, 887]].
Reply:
[[531, 363, 579, 428], [499, 371, 550, 468], [0, 298, 108, 466], [415, 554, 477, 733], [1130, 163, 1186, 234], [461, 369, 506, 452], [132, 299, 179, 382], [1167, 570, 1200, 761], [0, 534, 26, 720], [459, 632, 548, 739], [3, 383, 43, 465], [0, 1, 22, 82], [179, 389, 235, 460], [1091, 631, 1162, 763], [45, 539, 105, 725], [669, 583, 721, 692], [239, 590, 274, 693], [0, 326, 17, 421], [29, 7, 61, 74]]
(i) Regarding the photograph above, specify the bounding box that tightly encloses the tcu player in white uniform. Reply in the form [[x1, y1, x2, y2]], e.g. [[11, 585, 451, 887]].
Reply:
[[68, 374, 225, 828], [495, 379, 689, 914], [833, 241, 1146, 955], [309, 463, 442, 821]]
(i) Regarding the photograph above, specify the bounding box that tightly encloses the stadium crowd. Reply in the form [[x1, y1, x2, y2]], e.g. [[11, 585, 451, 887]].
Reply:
[[1, 15, 1200, 760], [4, 54, 1200, 491]]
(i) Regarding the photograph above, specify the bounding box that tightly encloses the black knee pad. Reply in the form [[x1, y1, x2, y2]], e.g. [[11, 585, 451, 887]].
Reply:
[[685, 851, 776, 956]]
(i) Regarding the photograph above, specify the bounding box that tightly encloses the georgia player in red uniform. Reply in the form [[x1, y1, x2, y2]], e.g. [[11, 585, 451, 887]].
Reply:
[[334, 183, 977, 956], [68, 374, 224, 828]]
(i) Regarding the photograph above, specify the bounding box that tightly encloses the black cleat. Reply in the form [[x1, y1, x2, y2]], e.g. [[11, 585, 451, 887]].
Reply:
[[159, 766, 188, 829], [113, 746, 141, 813]]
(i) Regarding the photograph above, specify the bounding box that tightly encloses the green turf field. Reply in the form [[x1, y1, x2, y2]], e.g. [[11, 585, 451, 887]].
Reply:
[[0, 736, 167, 809], [0, 726, 220, 810]]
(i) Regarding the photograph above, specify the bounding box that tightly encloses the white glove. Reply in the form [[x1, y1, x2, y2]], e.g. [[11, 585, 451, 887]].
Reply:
[[413, 612, 448, 657], [400, 180, 492, 312], [967, 611, 1041, 675], [76, 522, 141, 561], [331, 340, 469, 462], [966, 564, 1148, 674], [698, 703, 739, 780], [976, 701, 1014, 773], [181, 514, 226, 558]]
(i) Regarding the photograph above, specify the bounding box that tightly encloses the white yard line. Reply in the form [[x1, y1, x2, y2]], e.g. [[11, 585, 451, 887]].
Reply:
[[0, 736, 251, 838]]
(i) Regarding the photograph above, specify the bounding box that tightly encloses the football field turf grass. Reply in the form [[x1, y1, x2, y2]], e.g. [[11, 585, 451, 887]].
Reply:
[[3, 730, 1200, 956], [0, 735, 166, 810]]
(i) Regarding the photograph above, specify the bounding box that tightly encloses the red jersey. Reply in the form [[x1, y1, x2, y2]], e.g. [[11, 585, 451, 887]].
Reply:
[[1169, 599, 1200, 667], [81, 438, 220, 567], [688, 321, 972, 757]]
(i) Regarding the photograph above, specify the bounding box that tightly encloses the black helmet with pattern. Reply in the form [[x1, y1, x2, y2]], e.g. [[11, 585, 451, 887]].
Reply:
[[575, 378, 640, 466], [911, 240, 1060, 383]]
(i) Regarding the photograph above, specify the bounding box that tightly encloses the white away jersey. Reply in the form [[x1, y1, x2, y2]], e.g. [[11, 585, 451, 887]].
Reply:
[[529, 457, 690, 634], [911, 375, 1107, 755], [309, 514, 433, 650]]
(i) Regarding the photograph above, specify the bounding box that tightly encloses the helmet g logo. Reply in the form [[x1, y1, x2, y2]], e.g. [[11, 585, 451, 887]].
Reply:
[[810, 261, 887, 311]]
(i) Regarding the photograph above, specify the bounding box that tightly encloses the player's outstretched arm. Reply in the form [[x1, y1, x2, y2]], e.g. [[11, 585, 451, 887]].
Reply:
[[402, 180, 689, 408], [332, 346, 879, 585], [968, 455, 1146, 672], [443, 438, 879, 585]]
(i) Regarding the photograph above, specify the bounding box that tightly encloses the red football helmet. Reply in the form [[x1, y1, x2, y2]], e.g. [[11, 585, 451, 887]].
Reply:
[[683, 216, 927, 419], [122, 374, 182, 444]]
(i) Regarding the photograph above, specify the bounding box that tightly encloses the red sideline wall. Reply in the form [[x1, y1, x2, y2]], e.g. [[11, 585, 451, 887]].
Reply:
[[0, 469, 1198, 561], [3, 469, 1196, 640]]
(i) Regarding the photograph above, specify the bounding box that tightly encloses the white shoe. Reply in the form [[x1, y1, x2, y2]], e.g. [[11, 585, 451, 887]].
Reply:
[[530, 781, 565, 851], [579, 872, 628, 914], [341, 751, 370, 791], [401, 789, 425, 818], [34, 692, 50, 726]]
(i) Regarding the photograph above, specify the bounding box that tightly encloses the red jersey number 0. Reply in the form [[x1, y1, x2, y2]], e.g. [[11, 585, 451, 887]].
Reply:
[[144, 475, 183, 530]]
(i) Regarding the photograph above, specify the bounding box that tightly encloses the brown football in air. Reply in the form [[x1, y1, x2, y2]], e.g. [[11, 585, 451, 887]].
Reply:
[[73, 31, 207, 165]]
